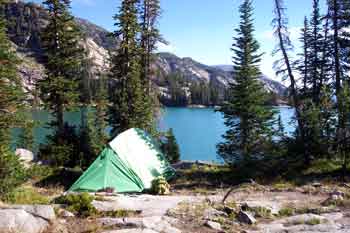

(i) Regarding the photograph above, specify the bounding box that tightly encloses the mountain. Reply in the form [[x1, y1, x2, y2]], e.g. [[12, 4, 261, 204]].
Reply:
[[1, 0, 287, 106]]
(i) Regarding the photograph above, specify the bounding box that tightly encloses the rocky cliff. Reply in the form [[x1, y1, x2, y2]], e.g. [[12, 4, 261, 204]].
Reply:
[[2, 0, 287, 106]]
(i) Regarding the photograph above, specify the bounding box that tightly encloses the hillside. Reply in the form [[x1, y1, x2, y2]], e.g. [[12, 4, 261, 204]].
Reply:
[[1, 0, 287, 106]]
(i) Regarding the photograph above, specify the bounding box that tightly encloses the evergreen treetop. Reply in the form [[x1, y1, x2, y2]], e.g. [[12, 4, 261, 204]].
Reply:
[[218, 0, 276, 163]]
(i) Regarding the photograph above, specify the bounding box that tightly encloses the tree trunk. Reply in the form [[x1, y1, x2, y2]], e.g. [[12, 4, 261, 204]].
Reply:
[[274, 0, 309, 164]]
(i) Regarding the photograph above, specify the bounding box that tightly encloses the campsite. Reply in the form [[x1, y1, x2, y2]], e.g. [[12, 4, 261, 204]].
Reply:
[[1, 0, 350, 232]]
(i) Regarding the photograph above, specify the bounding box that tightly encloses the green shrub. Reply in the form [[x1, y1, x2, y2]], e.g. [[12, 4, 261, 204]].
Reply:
[[305, 218, 322, 225], [0, 146, 27, 199], [38, 124, 80, 167], [26, 164, 55, 180], [4, 187, 50, 204], [250, 206, 272, 218], [161, 128, 180, 164], [151, 176, 170, 195], [278, 207, 295, 217], [100, 209, 141, 218], [55, 193, 97, 217]]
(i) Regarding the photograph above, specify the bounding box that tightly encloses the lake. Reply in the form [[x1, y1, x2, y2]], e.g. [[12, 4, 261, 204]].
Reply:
[[14, 106, 295, 162]]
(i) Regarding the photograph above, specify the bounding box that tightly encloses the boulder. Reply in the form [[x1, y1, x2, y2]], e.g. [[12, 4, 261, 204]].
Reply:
[[15, 148, 35, 167], [237, 211, 257, 225], [204, 220, 222, 231], [99, 216, 181, 233], [13, 205, 56, 221], [0, 209, 49, 233]]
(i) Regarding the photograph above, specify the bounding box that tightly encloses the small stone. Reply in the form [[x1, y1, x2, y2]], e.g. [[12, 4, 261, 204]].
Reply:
[[204, 220, 222, 231], [237, 211, 257, 225], [203, 207, 228, 220], [60, 210, 75, 218]]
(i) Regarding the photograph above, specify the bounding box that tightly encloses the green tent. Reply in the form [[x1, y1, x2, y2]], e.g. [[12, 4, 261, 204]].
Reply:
[[69, 128, 175, 193]]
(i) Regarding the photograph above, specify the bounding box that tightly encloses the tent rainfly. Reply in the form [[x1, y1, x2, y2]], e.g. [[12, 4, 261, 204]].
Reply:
[[69, 128, 175, 193]]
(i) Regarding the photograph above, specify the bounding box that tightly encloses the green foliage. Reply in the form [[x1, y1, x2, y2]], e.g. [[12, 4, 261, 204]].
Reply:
[[151, 176, 170, 195], [161, 128, 180, 164], [109, 0, 155, 136], [17, 119, 35, 151], [0, 145, 27, 198], [305, 218, 322, 225], [100, 209, 141, 218], [278, 207, 295, 217], [0, 6, 24, 145], [4, 187, 50, 205], [26, 164, 55, 180], [79, 108, 108, 168], [39, 0, 85, 158], [38, 123, 80, 167], [217, 0, 276, 163], [55, 193, 97, 217], [242, 205, 272, 219]]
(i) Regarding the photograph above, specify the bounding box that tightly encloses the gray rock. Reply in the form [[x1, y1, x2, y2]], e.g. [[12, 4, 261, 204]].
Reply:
[[143, 216, 181, 233], [103, 230, 159, 233], [98, 217, 142, 227], [237, 211, 257, 225], [0, 209, 49, 233], [12, 205, 56, 221], [15, 148, 36, 167], [92, 200, 122, 212], [241, 200, 281, 215], [204, 220, 222, 231], [60, 210, 75, 218], [99, 216, 181, 233], [203, 207, 228, 220]]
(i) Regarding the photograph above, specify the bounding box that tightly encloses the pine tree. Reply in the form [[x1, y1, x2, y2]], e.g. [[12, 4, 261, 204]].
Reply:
[[328, 0, 350, 167], [39, 0, 84, 135], [109, 0, 150, 136], [138, 0, 163, 135], [217, 0, 276, 163], [298, 17, 312, 94], [309, 0, 324, 103], [0, 1, 23, 145], [272, 0, 310, 163], [0, 0, 26, 197], [161, 128, 180, 164], [38, 0, 84, 167], [17, 120, 35, 151], [139, 0, 161, 90]]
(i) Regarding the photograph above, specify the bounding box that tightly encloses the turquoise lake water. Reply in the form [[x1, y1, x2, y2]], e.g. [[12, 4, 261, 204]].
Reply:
[[15, 106, 295, 162]]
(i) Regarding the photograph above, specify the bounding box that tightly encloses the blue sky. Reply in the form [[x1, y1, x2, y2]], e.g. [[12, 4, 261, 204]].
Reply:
[[28, 0, 327, 81]]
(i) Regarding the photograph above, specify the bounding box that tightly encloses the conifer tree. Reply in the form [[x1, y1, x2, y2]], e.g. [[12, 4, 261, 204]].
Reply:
[[0, 0, 23, 145], [161, 128, 180, 164], [139, 0, 161, 90], [273, 0, 311, 163], [328, 0, 350, 164], [109, 0, 152, 136], [298, 17, 312, 94], [0, 0, 26, 196], [39, 0, 84, 133], [217, 0, 276, 163], [138, 0, 163, 135], [38, 0, 84, 166], [309, 0, 324, 103]]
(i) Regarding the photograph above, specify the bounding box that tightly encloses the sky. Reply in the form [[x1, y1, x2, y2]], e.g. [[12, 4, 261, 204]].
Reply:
[[28, 0, 328, 82]]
